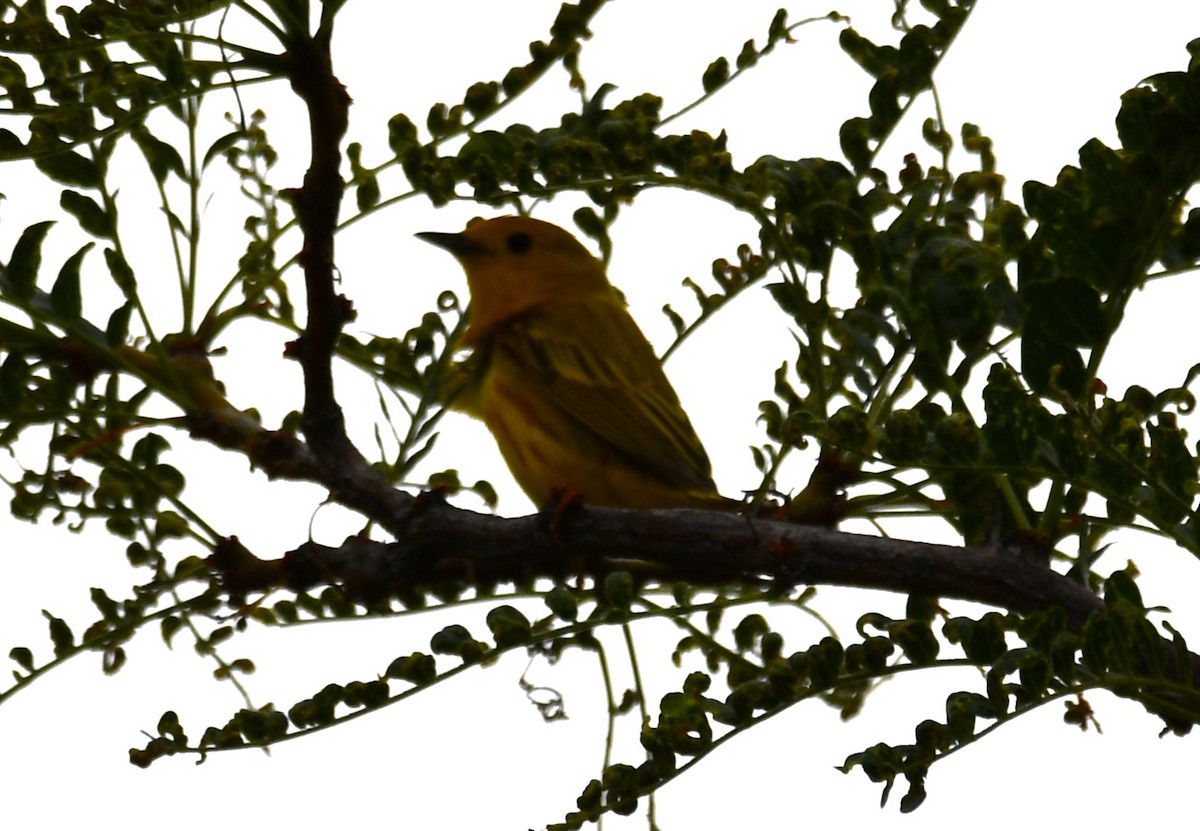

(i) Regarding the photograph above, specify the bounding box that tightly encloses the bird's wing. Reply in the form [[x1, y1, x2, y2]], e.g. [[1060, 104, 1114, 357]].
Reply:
[[495, 298, 716, 492]]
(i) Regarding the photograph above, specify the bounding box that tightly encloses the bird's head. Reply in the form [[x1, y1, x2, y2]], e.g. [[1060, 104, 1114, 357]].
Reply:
[[418, 216, 612, 342]]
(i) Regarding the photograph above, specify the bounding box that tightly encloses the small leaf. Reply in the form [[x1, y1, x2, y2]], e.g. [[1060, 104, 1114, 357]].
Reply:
[[43, 610, 75, 656], [5, 221, 55, 301], [202, 130, 241, 169], [104, 247, 136, 292], [105, 302, 133, 347], [89, 587, 119, 621], [35, 147, 101, 188], [702, 56, 730, 93], [61, 190, 113, 238], [50, 243, 93, 319], [356, 173, 380, 210], [133, 128, 185, 184], [161, 615, 183, 647], [0, 128, 26, 159], [545, 585, 579, 622], [387, 113, 418, 155], [463, 81, 499, 117], [9, 646, 34, 672], [386, 652, 436, 685], [604, 571, 634, 613], [103, 647, 126, 674], [736, 39, 758, 70], [486, 605, 532, 648]]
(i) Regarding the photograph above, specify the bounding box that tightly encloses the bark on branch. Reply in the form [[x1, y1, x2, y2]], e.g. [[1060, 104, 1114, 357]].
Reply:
[[215, 500, 1103, 629]]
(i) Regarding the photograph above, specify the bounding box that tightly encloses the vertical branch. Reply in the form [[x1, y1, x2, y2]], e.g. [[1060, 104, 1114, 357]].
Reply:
[[280, 6, 413, 529], [287, 17, 351, 452]]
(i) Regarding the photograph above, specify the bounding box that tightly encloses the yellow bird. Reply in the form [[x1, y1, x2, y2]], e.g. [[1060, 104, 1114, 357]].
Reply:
[[417, 215, 728, 510]]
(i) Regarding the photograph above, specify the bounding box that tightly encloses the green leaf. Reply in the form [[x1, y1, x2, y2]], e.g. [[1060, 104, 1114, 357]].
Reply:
[[161, 615, 183, 647], [702, 56, 730, 93], [430, 624, 487, 663], [102, 647, 125, 674], [89, 588, 120, 622], [60, 190, 113, 238], [544, 585, 579, 622], [0, 128, 26, 159], [202, 130, 241, 169], [355, 173, 380, 211], [133, 127, 185, 184], [1020, 275, 1104, 396], [4, 221, 55, 301], [463, 81, 499, 117], [603, 571, 634, 613], [9, 646, 34, 672], [385, 652, 436, 685], [35, 146, 101, 189], [105, 301, 134, 347], [387, 113, 418, 156], [50, 243, 93, 319], [1022, 276, 1105, 347], [43, 610, 75, 656], [153, 509, 189, 540], [104, 247, 136, 292], [485, 605, 532, 648]]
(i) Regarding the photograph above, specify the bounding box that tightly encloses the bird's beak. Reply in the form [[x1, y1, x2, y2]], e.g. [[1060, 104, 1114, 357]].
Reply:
[[416, 231, 485, 258]]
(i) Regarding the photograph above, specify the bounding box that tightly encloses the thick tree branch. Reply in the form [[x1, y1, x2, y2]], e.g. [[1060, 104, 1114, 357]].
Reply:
[[214, 500, 1102, 628]]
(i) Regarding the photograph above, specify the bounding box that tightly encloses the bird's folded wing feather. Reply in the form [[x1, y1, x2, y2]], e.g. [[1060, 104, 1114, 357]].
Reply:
[[496, 299, 715, 491]]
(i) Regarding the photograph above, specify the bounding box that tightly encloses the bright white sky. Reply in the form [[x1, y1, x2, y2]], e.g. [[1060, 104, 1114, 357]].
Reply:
[[2, 2, 1199, 828]]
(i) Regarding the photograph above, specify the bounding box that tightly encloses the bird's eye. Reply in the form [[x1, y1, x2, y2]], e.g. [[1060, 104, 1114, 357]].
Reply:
[[506, 232, 533, 254]]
